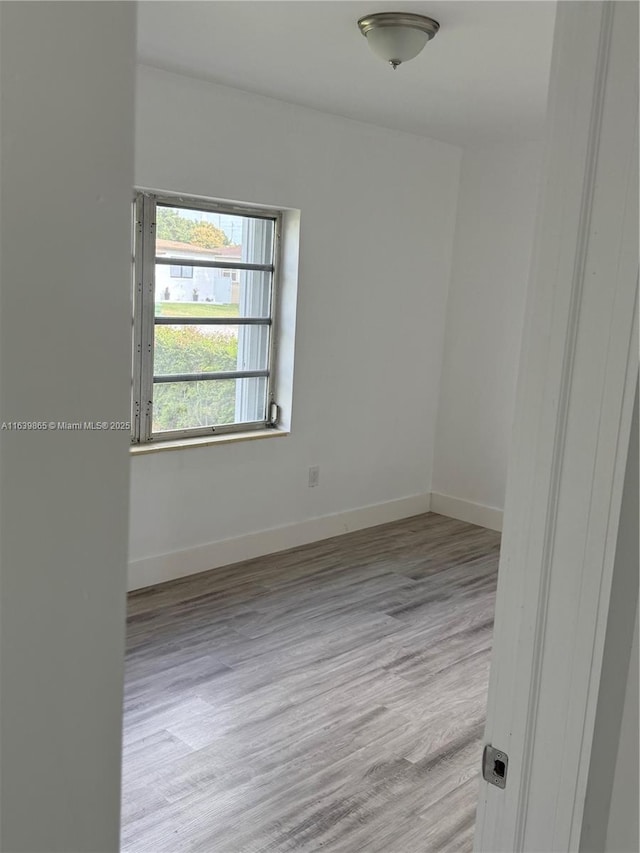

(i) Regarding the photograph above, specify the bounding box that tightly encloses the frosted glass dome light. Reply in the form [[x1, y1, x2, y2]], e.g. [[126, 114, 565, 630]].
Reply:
[[357, 12, 439, 70]]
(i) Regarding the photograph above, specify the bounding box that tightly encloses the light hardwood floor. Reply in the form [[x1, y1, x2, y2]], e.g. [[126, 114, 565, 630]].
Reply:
[[121, 512, 500, 853]]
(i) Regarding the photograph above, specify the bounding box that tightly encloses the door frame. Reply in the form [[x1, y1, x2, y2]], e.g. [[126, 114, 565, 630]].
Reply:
[[474, 2, 638, 851]]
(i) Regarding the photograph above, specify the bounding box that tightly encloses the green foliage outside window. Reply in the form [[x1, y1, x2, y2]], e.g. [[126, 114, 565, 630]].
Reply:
[[153, 327, 238, 430], [156, 207, 230, 248]]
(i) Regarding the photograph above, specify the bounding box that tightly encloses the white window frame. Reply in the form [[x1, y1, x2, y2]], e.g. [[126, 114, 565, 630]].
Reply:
[[131, 191, 282, 444]]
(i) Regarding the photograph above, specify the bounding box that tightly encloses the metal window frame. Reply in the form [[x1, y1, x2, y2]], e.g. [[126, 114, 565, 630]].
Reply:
[[131, 190, 282, 444], [156, 257, 273, 273]]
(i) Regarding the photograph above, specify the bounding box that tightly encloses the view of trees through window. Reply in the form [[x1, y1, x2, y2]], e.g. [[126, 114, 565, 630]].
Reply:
[[156, 206, 230, 249], [149, 206, 269, 434]]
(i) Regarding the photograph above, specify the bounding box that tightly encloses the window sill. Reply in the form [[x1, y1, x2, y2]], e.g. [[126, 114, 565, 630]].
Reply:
[[129, 428, 289, 456]]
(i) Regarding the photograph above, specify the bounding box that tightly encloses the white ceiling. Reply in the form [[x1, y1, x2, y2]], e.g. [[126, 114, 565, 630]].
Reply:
[[137, 1, 556, 148]]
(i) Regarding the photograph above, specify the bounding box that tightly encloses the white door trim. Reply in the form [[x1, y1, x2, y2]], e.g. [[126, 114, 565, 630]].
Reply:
[[475, 2, 638, 851]]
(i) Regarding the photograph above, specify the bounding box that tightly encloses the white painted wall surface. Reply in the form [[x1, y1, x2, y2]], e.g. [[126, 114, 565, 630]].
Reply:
[[130, 65, 461, 587], [582, 387, 639, 853], [0, 3, 135, 850], [606, 604, 639, 853], [432, 142, 543, 526]]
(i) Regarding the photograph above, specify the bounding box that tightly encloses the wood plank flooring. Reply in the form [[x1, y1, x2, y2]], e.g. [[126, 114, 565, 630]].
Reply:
[[121, 512, 500, 853]]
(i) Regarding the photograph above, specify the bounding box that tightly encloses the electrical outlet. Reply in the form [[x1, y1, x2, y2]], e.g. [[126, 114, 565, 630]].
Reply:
[[308, 466, 320, 488]]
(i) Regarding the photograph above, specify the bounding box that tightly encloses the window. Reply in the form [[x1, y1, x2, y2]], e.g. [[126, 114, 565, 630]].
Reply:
[[169, 264, 193, 279], [132, 192, 281, 443]]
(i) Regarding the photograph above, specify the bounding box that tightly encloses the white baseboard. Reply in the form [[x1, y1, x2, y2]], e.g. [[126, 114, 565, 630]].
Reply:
[[430, 492, 503, 532], [128, 493, 431, 591]]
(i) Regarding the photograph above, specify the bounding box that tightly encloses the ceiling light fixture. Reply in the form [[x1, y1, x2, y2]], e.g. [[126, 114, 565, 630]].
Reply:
[[357, 12, 439, 70]]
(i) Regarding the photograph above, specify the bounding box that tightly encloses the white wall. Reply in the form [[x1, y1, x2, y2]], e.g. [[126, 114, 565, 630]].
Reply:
[[432, 142, 543, 529], [606, 604, 638, 853], [130, 65, 462, 587], [581, 387, 639, 853], [0, 3, 134, 850]]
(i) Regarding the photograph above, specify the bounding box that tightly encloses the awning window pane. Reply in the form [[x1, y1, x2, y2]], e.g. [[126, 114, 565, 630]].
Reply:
[[154, 324, 270, 375], [152, 377, 268, 432], [154, 267, 271, 318], [156, 205, 274, 266]]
